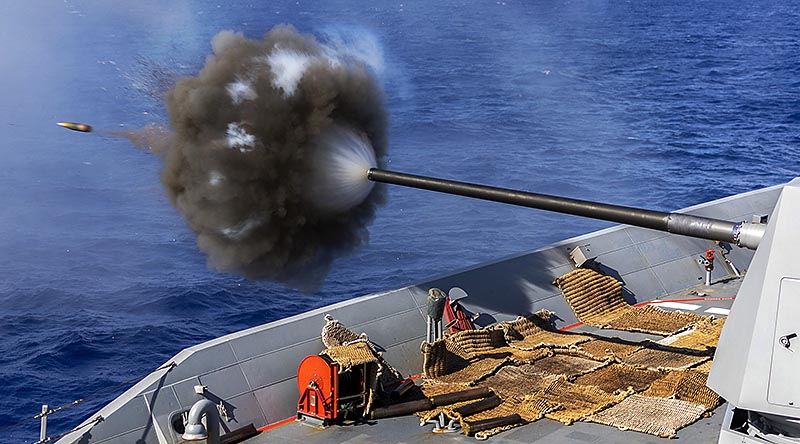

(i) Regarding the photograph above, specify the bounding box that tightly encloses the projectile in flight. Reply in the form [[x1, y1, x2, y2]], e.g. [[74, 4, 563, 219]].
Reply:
[[57, 122, 93, 133]]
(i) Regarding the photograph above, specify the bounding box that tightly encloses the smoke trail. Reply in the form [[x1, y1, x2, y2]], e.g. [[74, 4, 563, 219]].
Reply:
[[157, 26, 387, 291], [105, 123, 172, 156]]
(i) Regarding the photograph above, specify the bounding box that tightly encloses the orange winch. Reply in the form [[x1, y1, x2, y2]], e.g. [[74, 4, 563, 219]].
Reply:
[[296, 354, 369, 426]]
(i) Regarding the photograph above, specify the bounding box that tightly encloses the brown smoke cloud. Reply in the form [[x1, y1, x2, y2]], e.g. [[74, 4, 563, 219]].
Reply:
[[160, 26, 387, 291]]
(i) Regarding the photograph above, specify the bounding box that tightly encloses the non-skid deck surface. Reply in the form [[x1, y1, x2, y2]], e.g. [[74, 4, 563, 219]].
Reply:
[[253, 404, 726, 444]]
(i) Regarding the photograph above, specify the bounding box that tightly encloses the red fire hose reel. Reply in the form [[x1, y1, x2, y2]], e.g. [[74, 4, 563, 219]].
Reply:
[[297, 355, 368, 426]]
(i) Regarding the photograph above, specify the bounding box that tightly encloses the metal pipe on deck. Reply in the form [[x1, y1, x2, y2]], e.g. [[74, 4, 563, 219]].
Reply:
[[182, 399, 220, 444], [367, 168, 765, 250]]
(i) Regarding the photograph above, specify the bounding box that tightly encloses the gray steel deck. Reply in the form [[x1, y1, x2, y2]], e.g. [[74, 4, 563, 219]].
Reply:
[[247, 281, 738, 444]]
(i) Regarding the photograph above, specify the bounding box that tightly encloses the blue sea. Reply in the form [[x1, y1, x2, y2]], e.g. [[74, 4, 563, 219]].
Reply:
[[1, 0, 798, 441]]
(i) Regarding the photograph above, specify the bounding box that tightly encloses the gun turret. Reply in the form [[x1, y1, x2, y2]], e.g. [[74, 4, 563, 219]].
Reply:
[[367, 168, 765, 250]]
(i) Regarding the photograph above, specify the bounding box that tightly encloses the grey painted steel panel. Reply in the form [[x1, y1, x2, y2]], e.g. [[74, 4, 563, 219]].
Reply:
[[141, 389, 182, 444], [381, 337, 427, 376], [591, 246, 650, 279], [228, 316, 323, 363], [239, 341, 322, 390], [624, 226, 668, 244], [199, 365, 251, 400], [652, 257, 710, 295], [636, 235, 709, 267], [85, 396, 151, 444], [170, 376, 202, 408], [219, 392, 267, 432], [95, 425, 158, 444], [161, 342, 237, 386], [562, 229, 635, 257], [620, 267, 668, 300], [253, 380, 300, 424], [349, 307, 426, 348], [688, 201, 748, 220]]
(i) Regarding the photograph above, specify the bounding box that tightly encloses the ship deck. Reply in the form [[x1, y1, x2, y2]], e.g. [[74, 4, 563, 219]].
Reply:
[[245, 279, 739, 444]]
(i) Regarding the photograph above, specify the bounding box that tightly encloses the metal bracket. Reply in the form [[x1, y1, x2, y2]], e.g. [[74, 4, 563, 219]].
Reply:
[[780, 333, 797, 349], [421, 412, 460, 433], [217, 401, 230, 422]]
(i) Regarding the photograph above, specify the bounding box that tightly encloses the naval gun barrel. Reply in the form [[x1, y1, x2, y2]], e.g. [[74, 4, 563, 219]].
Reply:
[[367, 168, 765, 250]]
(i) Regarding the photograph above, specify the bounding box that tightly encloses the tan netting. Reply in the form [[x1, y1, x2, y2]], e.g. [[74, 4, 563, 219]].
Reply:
[[422, 336, 511, 384], [525, 353, 607, 378], [420, 382, 473, 397], [321, 314, 365, 348], [481, 366, 560, 397], [414, 383, 486, 422], [554, 269, 706, 336], [429, 357, 510, 385], [643, 370, 721, 410], [553, 268, 628, 324], [320, 341, 390, 413], [447, 328, 508, 358], [603, 304, 707, 335], [499, 347, 553, 363], [669, 317, 727, 350], [399, 275, 730, 440], [587, 395, 706, 438], [498, 313, 590, 349], [620, 346, 710, 371], [573, 363, 663, 394], [693, 360, 713, 373], [572, 338, 644, 360], [321, 342, 379, 371], [465, 396, 559, 440], [538, 377, 630, 425]]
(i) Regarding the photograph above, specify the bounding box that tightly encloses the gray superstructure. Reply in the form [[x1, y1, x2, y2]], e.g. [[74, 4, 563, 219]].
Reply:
[[54, 180, 786, 444]]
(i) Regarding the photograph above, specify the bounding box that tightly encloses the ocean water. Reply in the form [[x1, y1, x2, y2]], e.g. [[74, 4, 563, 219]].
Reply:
[[1, 0, 799, 441]]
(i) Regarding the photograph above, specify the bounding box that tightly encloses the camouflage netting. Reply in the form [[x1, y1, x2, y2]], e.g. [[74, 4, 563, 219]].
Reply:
[[465, 396, 559, 440], [571, 338, 644, 360], [539, 377, 631, 425], [421, 330, 515, 384], [603, 304, 708, 336], [667, 317, 727, 350], [321, 342, 379, 370], [318, 315, 403, 413], [553, 268, 706, 335], [481, 366, 560, 397], [643, 369, 722, 410], [587, 394, 707, 438], [573, 363, 663, 394], [498, 313, 590, 349], [553, 268, 628, 324], [620, 346, 710, 371], [411, 296, 726, 439], [315, 289, 726, 440], [693, 360, 714, 373]]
